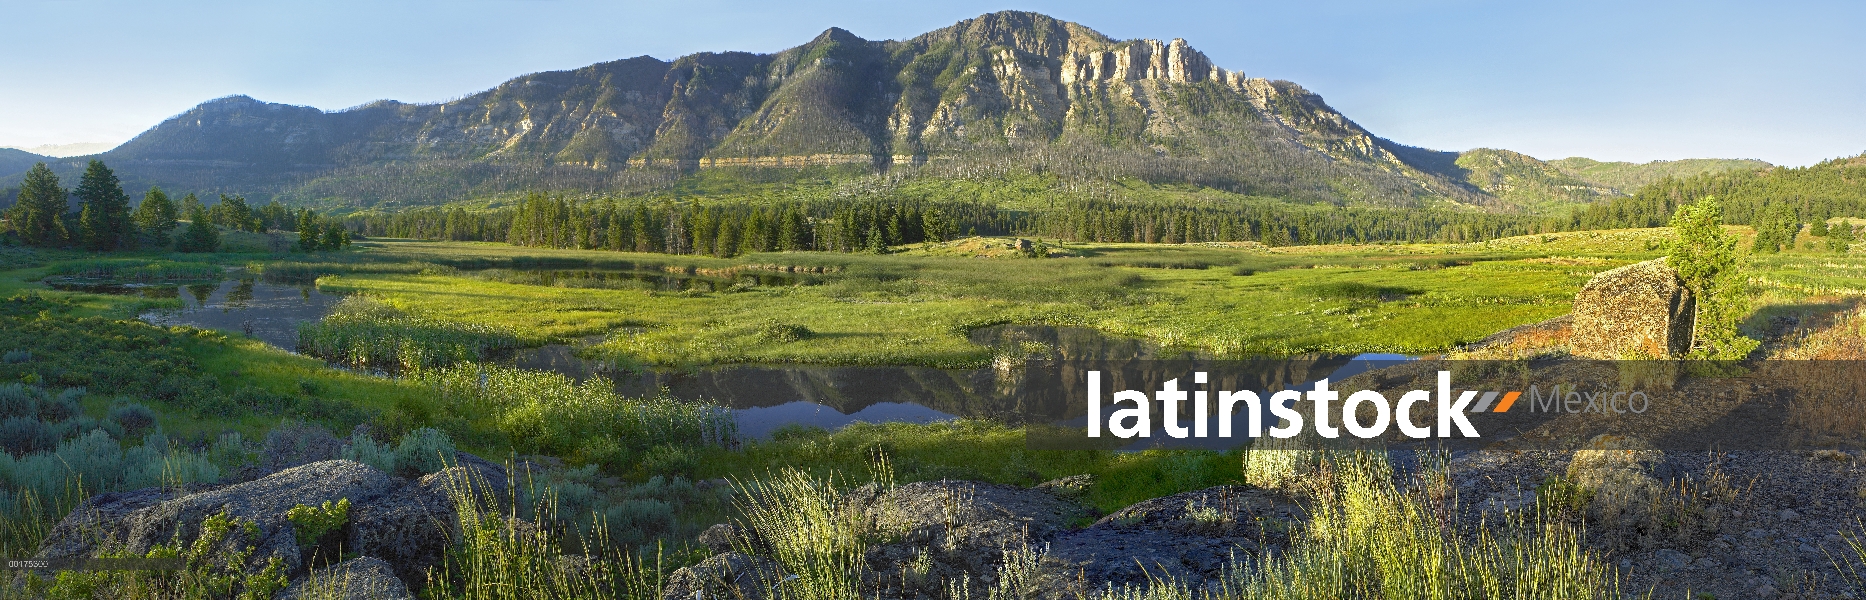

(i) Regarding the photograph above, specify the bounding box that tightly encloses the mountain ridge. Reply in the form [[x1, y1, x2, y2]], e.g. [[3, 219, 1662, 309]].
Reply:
[[0, 11, 1771, 212]]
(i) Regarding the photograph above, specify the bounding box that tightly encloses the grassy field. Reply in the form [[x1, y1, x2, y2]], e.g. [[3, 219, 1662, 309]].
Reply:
[[308, 234, 1646, 368], [7, 222, 1866, 597]]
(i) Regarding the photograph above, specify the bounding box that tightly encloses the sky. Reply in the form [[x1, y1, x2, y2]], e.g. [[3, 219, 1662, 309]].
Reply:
[[2, 0, 1861, 166]]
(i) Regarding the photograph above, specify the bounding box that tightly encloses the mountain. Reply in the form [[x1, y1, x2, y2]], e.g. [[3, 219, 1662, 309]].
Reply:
[[7, 143, 115, 158], [0, 11, 1761, 213], [0, 148, 52, 180], [1546, 156, 1772, 191]]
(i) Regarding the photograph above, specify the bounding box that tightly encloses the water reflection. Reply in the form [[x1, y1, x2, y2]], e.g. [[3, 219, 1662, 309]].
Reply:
[[131, 279, 343, 350]]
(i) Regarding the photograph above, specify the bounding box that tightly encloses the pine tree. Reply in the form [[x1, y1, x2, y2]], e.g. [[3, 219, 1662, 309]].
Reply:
[[1668, 196, 1758, 360], [132, 187, 179, 245], [75, 160, 133, 251], [178, 204, 220, 253], [320, 223, 344, 251], [299, 210, 321, 251], [7, 163, 67, 247]]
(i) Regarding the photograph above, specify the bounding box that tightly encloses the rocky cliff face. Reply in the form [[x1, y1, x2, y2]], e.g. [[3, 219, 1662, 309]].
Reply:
[[19, 11, 1488, 206]]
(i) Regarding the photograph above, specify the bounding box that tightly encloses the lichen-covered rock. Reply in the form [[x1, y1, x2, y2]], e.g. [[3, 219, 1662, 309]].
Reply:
[[278, 556, 414, 600], [348, 456, 511, 588], [36, 460, 400, 579], [660, 552, 781, 600], [1032, 486, 1299, 598], [848, 480, 1091, 598], [1571, 258, 1695, 359]]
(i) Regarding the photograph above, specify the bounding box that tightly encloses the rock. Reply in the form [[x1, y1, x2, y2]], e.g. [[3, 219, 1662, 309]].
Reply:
[[278, 556, 413, 600], [698, 523, 739, 554], [349, 461, 511, 588], [661, 552, 781, 600], [1652, 548, 1691, 571], [848, 480, 1091, 597], [1778, 508, 1800, 521], [264, 422, 344, 472], [1032, 474, 1094, 500], [1570, 258, 1695, 359], [37, 460, 400, 580], [1034, 486, 1297, 598], [1757, 583, 1778, 598]]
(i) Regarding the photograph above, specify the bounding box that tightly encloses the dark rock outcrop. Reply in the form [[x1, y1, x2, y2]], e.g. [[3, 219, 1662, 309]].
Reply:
[[1034, 486, 1300, 597], [849, 479, 1092, 597], [660, 552, 782, 600]]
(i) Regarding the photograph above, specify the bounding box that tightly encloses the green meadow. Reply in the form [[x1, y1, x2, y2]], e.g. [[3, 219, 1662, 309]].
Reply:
[[5, 223, 1866, 597]]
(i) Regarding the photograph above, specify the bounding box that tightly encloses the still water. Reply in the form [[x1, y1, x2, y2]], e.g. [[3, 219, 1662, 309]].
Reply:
[[59, 271, 1408, 439]]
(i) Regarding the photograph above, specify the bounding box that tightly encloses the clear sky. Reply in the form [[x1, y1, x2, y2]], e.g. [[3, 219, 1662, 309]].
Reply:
[[3, 0, 1861, 166]]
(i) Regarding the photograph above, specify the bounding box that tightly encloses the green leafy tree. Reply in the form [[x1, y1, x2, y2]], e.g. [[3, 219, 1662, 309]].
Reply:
[[1810, 217, 1831, 237], [1667, 196, 1758, 360], [1829, 220, 1858, 253], [7, 163, 67, 246], [210, 194, 260, 232], [75, 160, 134, 251], [177, 204, 220, 253], [132, 187, 179, 245]]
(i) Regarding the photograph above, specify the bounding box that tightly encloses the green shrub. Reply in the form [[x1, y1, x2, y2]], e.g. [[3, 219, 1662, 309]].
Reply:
[[391, 427, 456, 478], [0, 384, 38, 419], [106, 403, 156, 437], [640, 444, 699, 479], [753, 319, 814, 343], [341, 435, 394, 474], [1, 350, 29, 364], [0, 417, 55, 455], [39, 390, 79, 422]]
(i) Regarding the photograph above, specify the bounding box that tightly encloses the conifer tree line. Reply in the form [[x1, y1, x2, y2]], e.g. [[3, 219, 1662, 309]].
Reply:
[[1566, 155, 1866, 245], [343, 192, 1011, 256], [2, 160, 350, 253], [339, 190, 1559, 254]]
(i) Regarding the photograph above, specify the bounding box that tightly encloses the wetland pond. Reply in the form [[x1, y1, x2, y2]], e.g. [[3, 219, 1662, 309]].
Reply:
[[59, 268, 1411, 439]]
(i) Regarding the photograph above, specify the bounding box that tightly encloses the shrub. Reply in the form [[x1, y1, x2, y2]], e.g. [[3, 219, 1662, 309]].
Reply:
[[38, 391, 79, 423], [341, 435, 394, 474], [106, 403, 157, 437], [604, 499, 676, 547], [0, 417, 54, 455], [390, 427, 456, 478], [1, 350, 28, 364], [208, 432, 258, 473], [640, 445, 700, 479], [0, 384, 38, 419], [753, 320, 814, 343]]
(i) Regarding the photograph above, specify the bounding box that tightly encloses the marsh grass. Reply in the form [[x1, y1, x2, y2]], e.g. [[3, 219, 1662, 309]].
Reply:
[[298, 296, 521, 372], [418, 363, 734, 460], [40, 259, 222, 283]]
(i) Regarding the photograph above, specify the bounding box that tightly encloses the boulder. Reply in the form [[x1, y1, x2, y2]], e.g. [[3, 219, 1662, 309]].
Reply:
[[277, 556, 414, 600], [847, 480, 1091, 598], [660, 552, 782, 600], [1033, 486, 1298, 598], [1570, 258, 1695, 359], [348, 456, 511, 587], [36, 460, 401, 579]]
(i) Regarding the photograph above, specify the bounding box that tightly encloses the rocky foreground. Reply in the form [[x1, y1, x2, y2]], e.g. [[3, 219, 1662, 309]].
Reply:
[[24, 441, 1866, 599]]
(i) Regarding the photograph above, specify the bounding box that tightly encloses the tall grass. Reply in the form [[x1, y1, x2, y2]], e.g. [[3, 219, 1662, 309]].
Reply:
[[417, 363, 735, 457], [42, 259, 222, 282], [298, 297, 521, 372], [423, 462, 670, 600], [1071, 452, 1619, 600], [733, 468, 869, 600]]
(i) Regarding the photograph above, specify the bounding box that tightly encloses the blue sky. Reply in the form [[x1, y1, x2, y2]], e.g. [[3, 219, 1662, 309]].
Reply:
[[3, 0, 1861, 166]]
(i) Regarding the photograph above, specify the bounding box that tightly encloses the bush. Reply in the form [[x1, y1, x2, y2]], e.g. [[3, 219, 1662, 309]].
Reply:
[[1, 350, 28, 364], [39, 391, 79, 423], [106, 403, 156, 437], [0, 417, 54, 455], [297, 296, 520, 373], [604, 499, 676, 547], [753, 320, 813, 343], [340, 435, 394, 474], [0, 384, 38, 419], [640, 445, 699, 479], [390, 427, 455, 478]]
